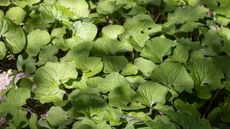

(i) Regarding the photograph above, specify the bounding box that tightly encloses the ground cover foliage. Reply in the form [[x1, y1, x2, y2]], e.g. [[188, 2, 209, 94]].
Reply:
[[0, 0, 230, 129]]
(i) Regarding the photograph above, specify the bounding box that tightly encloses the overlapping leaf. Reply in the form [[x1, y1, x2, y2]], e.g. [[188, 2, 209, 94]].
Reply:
[[0, 15, 26, 53], [33, 62, 77, 104], [0, 0, 229, 129], [152, 62, 194, 92], [141, 37, 175, 63]]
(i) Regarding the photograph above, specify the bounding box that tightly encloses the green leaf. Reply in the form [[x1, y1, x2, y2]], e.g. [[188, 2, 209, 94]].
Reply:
[[1, 1, 229, 128], [202, 30, 222, 53], [153, 104, 174, 113], [167, 5, 208, 25], [71, 89, 106, 117], [177, 21, 201, 32], [0, 10, 3, 16], [124, 14, 162, 48], [17, 55, 36, 73], [127, 112, 151, 123], [72, 21, 97, 41], [13, 0, 40, 7], [185, 0, 200, 6], [34, 62, 77, 104], [108, 85, 137, 109], [82, 58, 103, 77], [0, 87, 31, 126], [46, 107, 67, 126], [170, 44, 191, 63], [151, 62, 194, 93], [125, 125, 135, 129], [0, 16, 26, 53], [124, 14, 162, 35], [103, 56, 128, 73], [51, 27, 66, 38], [128, 5, 147, 16], [220, 106, 230, 123], [187, 59, 224, 98], [93, 37, 132, 56], [58, 0, 89, 18], [216, 15, 230, 26], [4, 25, 26, 54], [37, 119, 52, 129], [0, 41, 7, 60], [134, 57, 156, 77], [72, 118, 96, 129], [0, 0, 10, 6], [7, 110, 28, 129], [147, 116, 177, 129], [94, 105, 123, 126], [46, 62, 78, 83], [95, 122, 113, 129], [29, 113, 38, 129], [141, 37, 175, 63], [189, 48, 217, 61], [121, 63, 138, 76], [37, 45, 58, 66], [216, 57, 230, 92], [61, 42, 103, 77], [215, 1, 230, 19], [208, 98, 230, 125], [0, 15, 9, 35], [62, 41, 92, 61], [52, 37, 69, 51], [164, 111, 212, 129], [136, 81, 168, 106], [87, 72, 130, 93], [207, 107, 222, 126], [96, 0, 117, 14], [102, 25, 125, 39], [125, 76, 146, 89], [5, 7, 26, 24], [173, 99, 201, 117], [26, 29, 51, 56], [219, 26, 230, 41], [4, 87, 30, 108], [38, 3, 69, 23], [22, 13, 49, 33]]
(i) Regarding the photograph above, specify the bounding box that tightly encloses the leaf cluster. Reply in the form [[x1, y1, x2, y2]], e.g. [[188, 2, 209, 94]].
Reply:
[[1, 0, 230, 129]]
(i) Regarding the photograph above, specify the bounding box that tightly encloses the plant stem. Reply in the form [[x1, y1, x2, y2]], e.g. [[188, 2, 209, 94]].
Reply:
[[202, 90, 220, 118]]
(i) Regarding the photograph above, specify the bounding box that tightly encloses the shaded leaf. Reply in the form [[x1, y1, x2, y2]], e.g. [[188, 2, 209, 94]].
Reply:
[[17, 55, 36, 73], [71, 89, 106, 117], [103, 56, 128, 73], [108, 85, 137, 109], [187, 59, 224, 94]]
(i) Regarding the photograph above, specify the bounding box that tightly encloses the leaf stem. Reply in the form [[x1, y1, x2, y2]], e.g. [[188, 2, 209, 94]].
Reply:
[[202, 90, 220, 118]]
